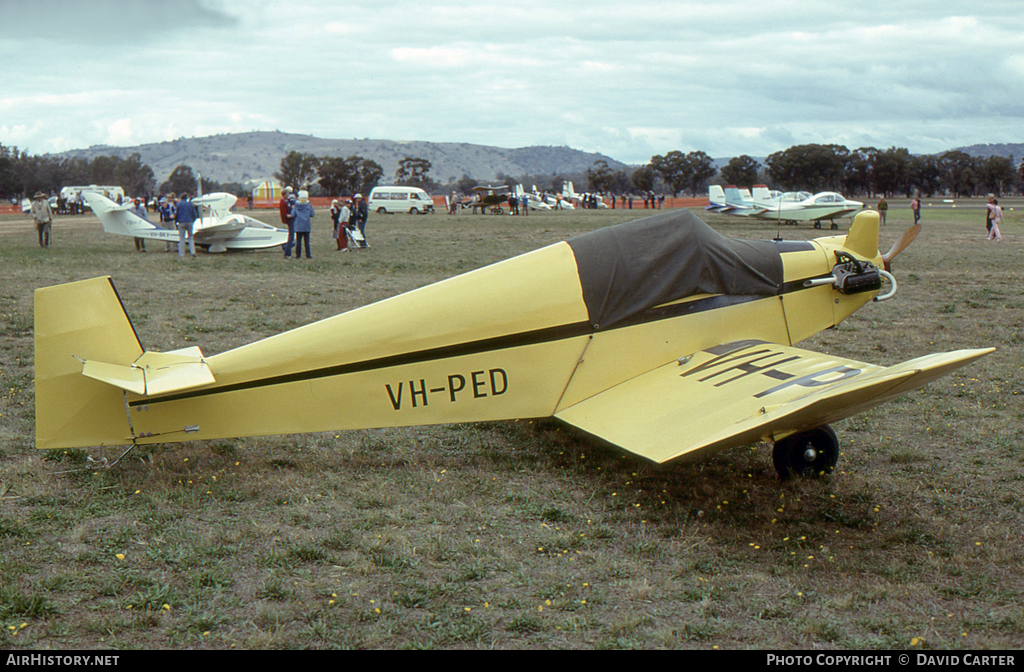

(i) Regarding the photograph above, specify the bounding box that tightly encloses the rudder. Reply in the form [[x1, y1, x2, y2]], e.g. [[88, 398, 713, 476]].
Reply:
[[34, 277, 144, 449]]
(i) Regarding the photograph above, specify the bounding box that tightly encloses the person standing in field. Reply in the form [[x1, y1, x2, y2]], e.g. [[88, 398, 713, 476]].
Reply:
[[289, 189, 315, 259], [877, 195, 888, 226], [279, 186, 295, 258], [354, 193, 369, 248], [175, 192, 198, 258], [130, 198, 149, 252], [331, 199, 351, 251], [986, 197, 1003, 241], [160, 195, 176, 252], [31, 192, 53, 248], [910, 195, 921, 225]]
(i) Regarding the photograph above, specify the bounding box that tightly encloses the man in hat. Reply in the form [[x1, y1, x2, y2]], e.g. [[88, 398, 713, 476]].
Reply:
[[31, 192, 54, 248]]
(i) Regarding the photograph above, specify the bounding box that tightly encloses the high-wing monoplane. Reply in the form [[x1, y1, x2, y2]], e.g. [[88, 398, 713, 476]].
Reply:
[[35, 209, 990, 480], [84, 191, 289, 253]]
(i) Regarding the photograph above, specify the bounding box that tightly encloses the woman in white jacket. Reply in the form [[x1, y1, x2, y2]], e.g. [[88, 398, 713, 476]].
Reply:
[[987, 197, 1003, 242]]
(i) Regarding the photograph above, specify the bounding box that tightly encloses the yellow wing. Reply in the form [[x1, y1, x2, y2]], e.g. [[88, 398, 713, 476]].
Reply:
[[554, 340, 993, 464]]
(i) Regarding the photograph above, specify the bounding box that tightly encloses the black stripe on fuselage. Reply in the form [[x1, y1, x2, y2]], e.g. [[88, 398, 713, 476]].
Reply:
[[132, 268, 826, 407]]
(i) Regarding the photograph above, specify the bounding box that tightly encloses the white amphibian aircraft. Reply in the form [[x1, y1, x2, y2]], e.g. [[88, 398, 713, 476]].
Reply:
[[83, 191, 289, 253]]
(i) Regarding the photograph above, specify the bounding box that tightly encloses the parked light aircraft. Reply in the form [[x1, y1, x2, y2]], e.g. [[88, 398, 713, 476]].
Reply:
[[530, 185, 573, 210], [709, 185, 864, 229], [562, 181, 608, 208], [466, 185, 510, 214], [84, 191, 289, 253], [751, 186, 864, 229], [514, 185, 552, 211], [35, 209, 990, 480], [707, 185, 762, 216]]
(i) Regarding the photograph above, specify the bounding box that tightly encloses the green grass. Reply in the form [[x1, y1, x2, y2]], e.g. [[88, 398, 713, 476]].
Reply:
[[0, 199, 1022, 648]]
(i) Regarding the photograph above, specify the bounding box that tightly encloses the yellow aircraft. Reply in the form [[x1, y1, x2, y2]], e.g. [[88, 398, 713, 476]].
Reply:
[[34, 209, 991, 479]]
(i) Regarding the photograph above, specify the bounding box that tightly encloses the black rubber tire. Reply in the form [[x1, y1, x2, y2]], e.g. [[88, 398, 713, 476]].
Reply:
[[773, 426, 839, 480]]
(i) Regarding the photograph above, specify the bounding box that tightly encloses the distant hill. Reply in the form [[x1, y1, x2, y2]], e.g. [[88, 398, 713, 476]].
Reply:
[[951, 143, 1024, 161], [54, 131, 628, 186]]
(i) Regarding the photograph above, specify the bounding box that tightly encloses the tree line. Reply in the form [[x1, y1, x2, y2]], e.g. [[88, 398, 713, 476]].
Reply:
[[3, 141, 1022, 202], [0, 145, 158, 200], [610, 145, 1022, 199]]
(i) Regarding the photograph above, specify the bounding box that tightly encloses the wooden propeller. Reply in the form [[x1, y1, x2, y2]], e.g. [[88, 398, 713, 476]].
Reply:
[[881, 223, 921, 272]]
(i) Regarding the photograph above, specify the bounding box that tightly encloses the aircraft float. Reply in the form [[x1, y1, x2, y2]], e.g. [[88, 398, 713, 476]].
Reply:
[[84, 191, 289, 253], [34, 209, 990, 479]]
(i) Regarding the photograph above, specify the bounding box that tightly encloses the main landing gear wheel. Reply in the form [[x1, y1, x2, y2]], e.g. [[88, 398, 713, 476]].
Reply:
[[772, 426, 839, 480]]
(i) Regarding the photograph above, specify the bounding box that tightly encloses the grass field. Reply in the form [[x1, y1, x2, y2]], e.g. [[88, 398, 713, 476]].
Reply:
[[0, 198, 1021, 650]]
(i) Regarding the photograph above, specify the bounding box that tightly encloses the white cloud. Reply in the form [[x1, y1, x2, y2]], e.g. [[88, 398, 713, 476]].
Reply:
[[1, 0, 1022, 165]]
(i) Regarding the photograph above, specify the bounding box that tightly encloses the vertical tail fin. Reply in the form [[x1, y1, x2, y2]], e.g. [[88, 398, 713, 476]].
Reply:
[[34, 277, 143, 449], [81, 191, 161, 237], [751, 185, 773, 204], [843, 211, 881, 260], [723, 185, 745, 206]]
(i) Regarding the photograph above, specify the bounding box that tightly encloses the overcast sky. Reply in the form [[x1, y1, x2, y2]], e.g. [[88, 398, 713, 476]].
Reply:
[[2, 0, 1022, 164]]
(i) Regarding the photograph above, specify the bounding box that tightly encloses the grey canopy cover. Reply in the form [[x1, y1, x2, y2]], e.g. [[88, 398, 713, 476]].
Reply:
[[566, 210, 783, 330]]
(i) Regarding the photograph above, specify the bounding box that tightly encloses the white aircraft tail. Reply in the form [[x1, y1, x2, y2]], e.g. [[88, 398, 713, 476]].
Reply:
[[723, 186, 747, 207], [751, 185, 774, 204], [708, 185, 726, 206], [192, 192, 238, 219], [82, 192, 165, 238]]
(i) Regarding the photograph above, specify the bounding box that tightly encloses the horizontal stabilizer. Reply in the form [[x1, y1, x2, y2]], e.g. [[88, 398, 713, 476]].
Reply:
[[80, 346, 215, 397], [555, 341, 993, 464]]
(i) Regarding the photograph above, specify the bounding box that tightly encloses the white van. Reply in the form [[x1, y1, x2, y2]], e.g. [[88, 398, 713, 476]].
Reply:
[[368, 186, 434, 214], [60, 185, 126, 203]]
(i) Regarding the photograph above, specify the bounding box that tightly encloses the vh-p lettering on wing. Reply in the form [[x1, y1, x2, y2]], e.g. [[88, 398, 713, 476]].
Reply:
[[34, 209, 991, 480]]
